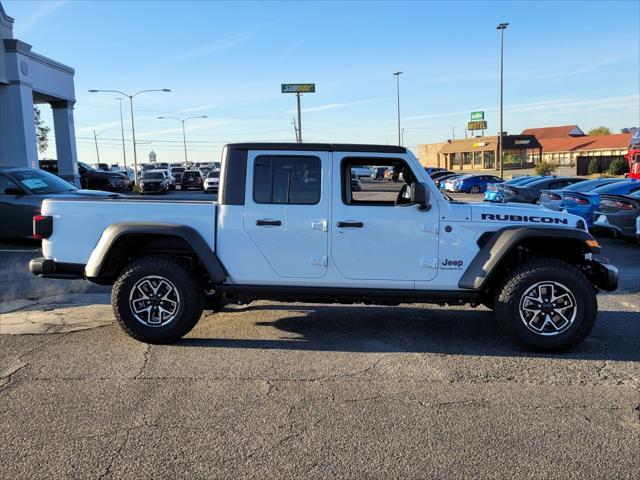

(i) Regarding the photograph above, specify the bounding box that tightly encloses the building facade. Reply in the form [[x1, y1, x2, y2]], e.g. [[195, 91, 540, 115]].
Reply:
[[0, 2, 79, 185]]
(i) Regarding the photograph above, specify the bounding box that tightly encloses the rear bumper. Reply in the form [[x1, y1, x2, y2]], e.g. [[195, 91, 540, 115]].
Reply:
[[29, 257, 85, 279]]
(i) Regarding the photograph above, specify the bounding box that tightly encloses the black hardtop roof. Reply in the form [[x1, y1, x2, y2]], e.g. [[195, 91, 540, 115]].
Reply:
[[225, 142, 407, 154]]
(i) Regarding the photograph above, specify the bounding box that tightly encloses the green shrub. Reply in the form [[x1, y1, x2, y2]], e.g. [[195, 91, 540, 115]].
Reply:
[[534, 161, 558, 176], [587, 157, 600, 175], [608, 158, 628, 176]]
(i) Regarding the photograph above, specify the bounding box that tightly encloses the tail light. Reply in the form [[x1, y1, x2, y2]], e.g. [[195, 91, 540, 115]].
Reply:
[[33, 215, 53, 240], [600, 198, 637, 210], [564, 194, 589, 206], [543, 193, 562, 201]]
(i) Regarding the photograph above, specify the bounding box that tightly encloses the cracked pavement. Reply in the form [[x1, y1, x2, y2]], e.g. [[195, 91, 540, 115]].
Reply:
[[1, 237, 639, 478]]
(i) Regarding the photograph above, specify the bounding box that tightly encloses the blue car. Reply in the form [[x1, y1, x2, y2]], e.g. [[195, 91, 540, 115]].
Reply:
[[484, 175, 543, 202], [450, 174, 503, 194], [540, 179, 640, 226]]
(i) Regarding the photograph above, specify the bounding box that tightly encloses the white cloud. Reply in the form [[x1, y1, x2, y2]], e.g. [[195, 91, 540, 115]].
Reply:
[[13, 0, 68, 37], [285, 98, 381, 114], [162, 34, 251, 64], [180, 104, 222, 113]]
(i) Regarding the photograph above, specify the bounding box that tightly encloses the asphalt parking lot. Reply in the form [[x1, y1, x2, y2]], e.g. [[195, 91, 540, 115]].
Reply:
[[1, 184, 639, 478]]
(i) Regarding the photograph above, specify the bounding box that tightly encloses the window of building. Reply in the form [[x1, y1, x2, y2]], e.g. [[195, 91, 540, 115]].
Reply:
[[253, 155, 321, 204], [483, 152, 495, 169]]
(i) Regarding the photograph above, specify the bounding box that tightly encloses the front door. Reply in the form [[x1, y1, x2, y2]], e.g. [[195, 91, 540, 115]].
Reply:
[[331, 154, 439, 282], [243, 150, 330, 278]]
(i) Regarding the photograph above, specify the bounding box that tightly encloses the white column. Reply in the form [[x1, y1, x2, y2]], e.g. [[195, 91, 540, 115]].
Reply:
[[0, 81, 38, 168], [51, 100, 80, 186]]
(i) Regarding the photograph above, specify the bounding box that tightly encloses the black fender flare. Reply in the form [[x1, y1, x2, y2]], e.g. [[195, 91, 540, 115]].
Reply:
[[458, 226, 600, 290], [84, 222, 227, 283]]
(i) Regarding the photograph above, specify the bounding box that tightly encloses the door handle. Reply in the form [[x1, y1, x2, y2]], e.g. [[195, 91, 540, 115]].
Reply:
[[256, 219, 282, 226], [337, 221, 364, 228]]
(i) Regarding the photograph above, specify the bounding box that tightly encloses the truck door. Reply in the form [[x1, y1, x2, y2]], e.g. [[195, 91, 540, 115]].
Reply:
[[243, 150, 330, 278], [331, 154, 439, 282]]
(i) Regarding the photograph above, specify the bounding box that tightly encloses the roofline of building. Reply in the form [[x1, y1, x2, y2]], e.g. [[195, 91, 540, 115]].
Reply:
[[0, 2, 15, 28]]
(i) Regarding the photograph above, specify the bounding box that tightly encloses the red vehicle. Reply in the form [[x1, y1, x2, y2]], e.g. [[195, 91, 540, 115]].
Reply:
[[627, 130, 640, 179]]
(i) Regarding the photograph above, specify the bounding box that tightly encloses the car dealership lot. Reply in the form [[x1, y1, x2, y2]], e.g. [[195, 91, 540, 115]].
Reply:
[[1, 190, 639, 478]]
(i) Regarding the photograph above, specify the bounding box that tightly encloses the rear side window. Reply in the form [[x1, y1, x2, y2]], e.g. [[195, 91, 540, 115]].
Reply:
[[253, 155, 321, 205]]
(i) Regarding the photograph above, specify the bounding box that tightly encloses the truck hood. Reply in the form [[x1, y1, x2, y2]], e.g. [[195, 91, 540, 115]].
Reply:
[[469, 201, 585, 229]]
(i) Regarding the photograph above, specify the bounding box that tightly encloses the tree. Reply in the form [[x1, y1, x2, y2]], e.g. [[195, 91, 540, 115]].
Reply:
[[34, 106, 50, 154], [534, 161, 558, 175], [608, 159, 628, 176], [587, 157, 600, 175], [587, 126, 612, 136]]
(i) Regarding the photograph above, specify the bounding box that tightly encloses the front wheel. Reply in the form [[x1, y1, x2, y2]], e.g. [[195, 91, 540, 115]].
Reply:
[[112, 256, 204, 344], [494, 258, 597, 351], [470, 185, 481, 194]]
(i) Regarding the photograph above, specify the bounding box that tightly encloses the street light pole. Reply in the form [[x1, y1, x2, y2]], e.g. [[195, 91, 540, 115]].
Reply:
[[93, 130, 100, 163], [393, 72, 403, 146], [497, 22, 508, 178], [115, 98, 127, 170], [157, 115, 208, 169], [296, 93, 302, 143], [88, 88, 171, 187]]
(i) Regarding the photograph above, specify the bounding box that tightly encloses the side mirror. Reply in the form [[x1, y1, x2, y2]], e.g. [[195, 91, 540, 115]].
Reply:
[[4, 187, 25, 196], [410, 182, 431, 211]]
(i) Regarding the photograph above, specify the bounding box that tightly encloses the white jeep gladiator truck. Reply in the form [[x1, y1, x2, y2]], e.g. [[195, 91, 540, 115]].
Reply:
[[30, 143, 618, 350]]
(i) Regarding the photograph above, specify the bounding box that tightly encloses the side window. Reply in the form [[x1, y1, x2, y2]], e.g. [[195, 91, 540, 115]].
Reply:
[[342, 157, 415, 205], [0, 175, 19, 194], [548, 181, 569, 189], [253, 155, 321, 205]]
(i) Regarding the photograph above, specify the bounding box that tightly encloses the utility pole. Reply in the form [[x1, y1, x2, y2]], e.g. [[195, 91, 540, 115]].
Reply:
[[393, 72, 403, 145], [296, 93, 302, 143], [157, 115, 208, 169], [452, 126, 456, 140], [115, 98, 127, 170], [93, 130, 100, 163], [497, 22, 509, 178], [291, 117, 299, 142]]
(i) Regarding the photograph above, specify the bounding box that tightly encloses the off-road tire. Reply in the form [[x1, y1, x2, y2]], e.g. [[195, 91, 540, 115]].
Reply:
[[112, 256, 204, 344], [494, 258, 597, 351]]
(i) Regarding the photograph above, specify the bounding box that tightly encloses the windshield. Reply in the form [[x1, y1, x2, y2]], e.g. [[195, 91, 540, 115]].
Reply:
[[171, 167, 185, 173], [78, 162, 95, 172], [592, 181, 640, 194], [144, 172, 164, 180], [13, 169, 77, 193], [183, 171, 200, 179], [207, 171, 220, 178]]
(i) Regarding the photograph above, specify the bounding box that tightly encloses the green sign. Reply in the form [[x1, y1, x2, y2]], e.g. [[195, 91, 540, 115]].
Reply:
[[468, 120, 488, 131], [281, 83, 316, 94], [471, 111, 484, 121]]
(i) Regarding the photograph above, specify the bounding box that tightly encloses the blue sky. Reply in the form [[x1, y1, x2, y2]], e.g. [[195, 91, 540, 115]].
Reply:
[[4, 0, 640, 165]]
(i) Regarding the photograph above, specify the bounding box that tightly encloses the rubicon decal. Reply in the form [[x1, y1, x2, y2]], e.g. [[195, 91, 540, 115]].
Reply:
[[481, 213, 568, 225]]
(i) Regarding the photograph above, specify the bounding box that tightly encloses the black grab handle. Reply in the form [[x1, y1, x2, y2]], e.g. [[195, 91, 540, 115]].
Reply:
[[256, 219, 282, 226], [337, 221, 364, 228]]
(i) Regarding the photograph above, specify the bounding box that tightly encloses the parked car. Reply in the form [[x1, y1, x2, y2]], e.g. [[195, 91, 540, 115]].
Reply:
[[181, 169, 204, 190], [484, 176, 538, 202], [370, 166, 388, 180], [539, 178, 624, 224], [445, 174, 503, 194], [91, 163, 111, 171], [424, 167, 449, 175], [434, 173, 462, 189], [203, 170, 220, 194], [350, 171, 362, 191], [384, 166, 403, 182], [503, 176, 587, 204], [170, 166, 186, 184], [351, 165, 371, 177], [139, 170, 169, 195], [429, 170, 454, 181], [110, 167, 135, 190], [540, 179, 640, 226], [592, 190, 640, 241], [77, 162, 130, 192], [0, 167, 121, 239]]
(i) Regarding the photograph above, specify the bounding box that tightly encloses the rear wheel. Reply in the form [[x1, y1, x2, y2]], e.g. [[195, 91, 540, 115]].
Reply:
[[494, 258, 597, 351], [470, 185, 481, 194], [112, 256, 204, 344]]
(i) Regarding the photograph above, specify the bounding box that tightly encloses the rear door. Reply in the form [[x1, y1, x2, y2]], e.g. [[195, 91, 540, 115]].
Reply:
[[243, 150, 330, 278]]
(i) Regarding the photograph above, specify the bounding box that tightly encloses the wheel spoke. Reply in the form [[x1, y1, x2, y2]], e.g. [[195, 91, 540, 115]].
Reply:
[[519, 281, 576, 337], [129, 275, 181, 328]]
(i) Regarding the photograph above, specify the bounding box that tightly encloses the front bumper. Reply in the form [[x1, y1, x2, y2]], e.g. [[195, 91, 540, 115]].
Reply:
[[585, 260, 618, 292], [29, 257, 85, 279]]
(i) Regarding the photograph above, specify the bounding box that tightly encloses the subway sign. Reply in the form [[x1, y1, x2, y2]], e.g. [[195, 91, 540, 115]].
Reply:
[[281, 83, 316, 93], [468, 120, 488, 130]]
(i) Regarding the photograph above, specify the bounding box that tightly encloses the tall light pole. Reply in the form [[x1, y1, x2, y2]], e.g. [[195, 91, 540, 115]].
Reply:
[[157, 115, 208, 169], [497, 22, 508, 178], [393, 71, 403, 146], [401, 128, 407, 147], [88, 88, 171, 186], [115, 98, 127, 170]]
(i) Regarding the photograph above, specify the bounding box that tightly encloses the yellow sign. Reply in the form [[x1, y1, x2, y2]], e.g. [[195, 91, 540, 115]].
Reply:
[[281, 83, 316, 93]]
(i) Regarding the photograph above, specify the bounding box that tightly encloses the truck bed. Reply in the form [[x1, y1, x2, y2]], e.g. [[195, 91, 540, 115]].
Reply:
[[41, 198, 217, 265]]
